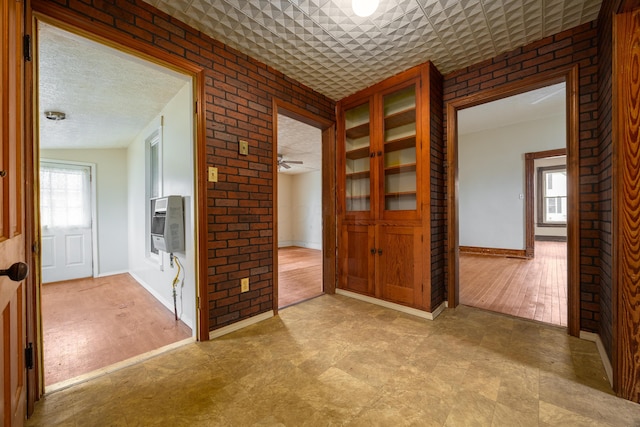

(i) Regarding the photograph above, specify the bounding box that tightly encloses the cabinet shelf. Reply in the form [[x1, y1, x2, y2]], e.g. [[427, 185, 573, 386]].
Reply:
[[346, 122, 370, 140], [384, 163, 416, 175], [347, 170, 371, 180], [385, 191, 416, 199], [385, 135, 416, 152], [346, 146, 370, 160], [384, 108, 415, 130]]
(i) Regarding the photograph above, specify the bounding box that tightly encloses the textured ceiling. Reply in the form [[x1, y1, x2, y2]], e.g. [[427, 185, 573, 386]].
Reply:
[[38, 22, 190, 150], [146, 0, 602, 100]]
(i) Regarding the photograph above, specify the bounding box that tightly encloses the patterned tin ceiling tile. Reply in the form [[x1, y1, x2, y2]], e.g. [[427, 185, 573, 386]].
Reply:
[[146, 0, 601, 100]]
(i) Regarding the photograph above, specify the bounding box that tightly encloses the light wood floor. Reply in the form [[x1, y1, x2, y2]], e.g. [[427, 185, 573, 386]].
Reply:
[[278, 246, 323, 308], [460, 241, 567, 327], [42, 273, 192, 386]]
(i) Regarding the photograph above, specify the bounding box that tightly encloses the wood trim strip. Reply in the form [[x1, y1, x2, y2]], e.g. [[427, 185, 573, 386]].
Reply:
[[446, 66, 580, 338], [459, 246, 528, 258]]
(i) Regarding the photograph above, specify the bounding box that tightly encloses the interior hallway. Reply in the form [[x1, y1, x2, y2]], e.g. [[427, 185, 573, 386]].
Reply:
[[28, 294, 640, 426], [278, 246, 323, 308], [460, 241, 567, 327], [42, 273, 191, 386]]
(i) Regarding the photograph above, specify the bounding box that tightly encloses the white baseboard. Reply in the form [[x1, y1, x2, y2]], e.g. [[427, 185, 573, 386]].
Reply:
[[95, 270, 129, 278], [209, 310, 274, 340], [580, 330, 613, 387], [336, 289, 446, 320]]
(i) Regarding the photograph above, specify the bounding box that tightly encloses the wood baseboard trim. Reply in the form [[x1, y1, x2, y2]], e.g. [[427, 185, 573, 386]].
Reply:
[[45, 337, 195, 394], [209, 310, 274, 340], [580, 331, 613, 388], [459, 246, 527, 258], [336, 289, 445, 320], [535, 235, 567, 242]]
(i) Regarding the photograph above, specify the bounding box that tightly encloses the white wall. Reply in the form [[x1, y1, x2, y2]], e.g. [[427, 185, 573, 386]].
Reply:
[[127, 82, 196, 331], [534, 156, 567, 238], [40, 148, 129, 276], [278, 174, 293, 246], [459, 114, 565, 249], [277, 170, 322, 250]]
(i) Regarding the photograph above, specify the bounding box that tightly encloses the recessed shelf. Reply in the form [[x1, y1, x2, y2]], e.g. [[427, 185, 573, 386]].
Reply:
[[385, 135, 416, 152], [384, 108, 415, 130], [347, 170, 371, 180], [384, 163, 416, 175], [346, 122, 370, 140], [346, 146, 370, 160]]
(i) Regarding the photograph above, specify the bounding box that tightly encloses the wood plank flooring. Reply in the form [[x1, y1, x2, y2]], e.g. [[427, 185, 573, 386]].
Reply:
[[42, 273, 192, 386], [278, 246, 323, 308], [459, 241, 567, 327]]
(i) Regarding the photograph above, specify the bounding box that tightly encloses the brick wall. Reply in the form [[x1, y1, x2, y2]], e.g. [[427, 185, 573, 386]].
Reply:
[[596, 0, 621, 362], [429, 64, 446, 309], [442, 22, 600, 331], [36, 0, 336, 331]]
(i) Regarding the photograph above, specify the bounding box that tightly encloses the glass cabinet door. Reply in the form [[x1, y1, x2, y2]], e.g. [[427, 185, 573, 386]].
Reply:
[[382, 85, 417, 211], [344, 102, 371, 212]]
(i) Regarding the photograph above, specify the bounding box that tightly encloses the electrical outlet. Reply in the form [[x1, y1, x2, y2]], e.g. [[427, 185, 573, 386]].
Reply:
[[241, 277, 249, 293], [239, 140, 249, 156], [208, 166, 218, 182]]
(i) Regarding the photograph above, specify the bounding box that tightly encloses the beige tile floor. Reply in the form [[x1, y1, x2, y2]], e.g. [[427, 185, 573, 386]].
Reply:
[[28, 295, 640, 426]]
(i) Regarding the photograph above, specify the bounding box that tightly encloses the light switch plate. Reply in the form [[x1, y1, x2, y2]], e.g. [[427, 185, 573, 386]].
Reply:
[[239, 140, 249, 156], [208, 166, 218, 182], [241, 278, 249, 292]]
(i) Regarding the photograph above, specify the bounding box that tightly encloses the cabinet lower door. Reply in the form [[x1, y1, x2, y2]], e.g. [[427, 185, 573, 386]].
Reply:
[[339, 224, 375, 296], [376, 226, 423, 307]]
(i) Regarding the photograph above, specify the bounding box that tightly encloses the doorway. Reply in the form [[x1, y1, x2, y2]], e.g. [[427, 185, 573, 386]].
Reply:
[[447, 68, 580, 336], [272, 101, 336, 312], [36, 20, 196, 387], [276, 114, 324, 308]]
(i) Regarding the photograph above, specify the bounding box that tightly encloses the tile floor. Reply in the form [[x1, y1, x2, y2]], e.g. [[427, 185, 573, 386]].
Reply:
[[28, 295, 640, 426]]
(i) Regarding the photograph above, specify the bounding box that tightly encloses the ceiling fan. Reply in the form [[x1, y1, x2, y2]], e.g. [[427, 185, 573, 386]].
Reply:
[[277, 153, 303, 170]]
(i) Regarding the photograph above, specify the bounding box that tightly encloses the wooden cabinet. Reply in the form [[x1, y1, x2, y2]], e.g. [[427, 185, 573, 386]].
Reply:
[[337, 63, 435, 312]]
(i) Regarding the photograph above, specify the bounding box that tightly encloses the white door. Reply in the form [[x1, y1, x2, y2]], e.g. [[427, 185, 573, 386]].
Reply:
[[40, 162, 93, 283]]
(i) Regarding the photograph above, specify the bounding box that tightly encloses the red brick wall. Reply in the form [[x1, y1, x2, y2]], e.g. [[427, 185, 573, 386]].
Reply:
[[597, 0, 622, 360], [442, 22, 600, 331], [35, 0, 336, 331], [429, 65, 446, 309]]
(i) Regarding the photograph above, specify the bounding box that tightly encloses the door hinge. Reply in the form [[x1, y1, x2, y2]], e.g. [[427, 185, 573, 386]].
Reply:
[[196, 296, 200, 309], [23, 34, 32, 62], [195, 101, 198, 114], [25, 343, 34, 370], [32, 241, 39, 254]]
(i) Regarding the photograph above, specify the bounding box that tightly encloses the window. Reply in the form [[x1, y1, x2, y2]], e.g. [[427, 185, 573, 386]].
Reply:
[[537, 165, 567, 226], [40, 162, 91, 229], [146, 129, 162, 257]]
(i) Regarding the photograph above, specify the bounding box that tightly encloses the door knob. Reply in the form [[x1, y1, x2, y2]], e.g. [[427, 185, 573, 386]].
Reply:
[[370, 248, 376, 255], [0, 262, 29, 282], [378, 248, 383, 255]]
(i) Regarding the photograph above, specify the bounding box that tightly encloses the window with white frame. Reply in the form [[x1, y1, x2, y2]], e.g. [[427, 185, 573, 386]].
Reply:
[[146, 128, 162, 257], [537, 165, 567, 226]]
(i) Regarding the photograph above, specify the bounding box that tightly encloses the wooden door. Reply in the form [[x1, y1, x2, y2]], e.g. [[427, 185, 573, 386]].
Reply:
[[375, 225, 422, 307], [1, 0, 27, 425], [338, 224, 375, 296]]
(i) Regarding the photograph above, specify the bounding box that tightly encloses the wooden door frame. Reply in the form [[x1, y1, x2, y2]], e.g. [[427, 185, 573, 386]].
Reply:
[[272, 99, 336, 315], [446, 66, 580, 337], [524, 148, 567, 257], [25, 3, 209, 403], [612, 1, 640, 401]]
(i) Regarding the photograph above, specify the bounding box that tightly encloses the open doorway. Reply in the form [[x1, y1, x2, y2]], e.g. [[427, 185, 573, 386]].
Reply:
[[37, 20, 196, 388], [276, 114, 324, 308], [457, 83, 568, 327]]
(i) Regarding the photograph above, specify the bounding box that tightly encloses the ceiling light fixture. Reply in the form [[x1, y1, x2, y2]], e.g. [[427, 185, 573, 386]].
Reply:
[[44, 111, 66, 121], [352, 0, 379, 17]]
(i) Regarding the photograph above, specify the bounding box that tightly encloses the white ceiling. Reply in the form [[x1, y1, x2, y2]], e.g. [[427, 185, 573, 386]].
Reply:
[[459, 82, 566, 135], [38, 22, 190, 150], [277, 115, 322, 175], [146, 0, 601, 100]]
